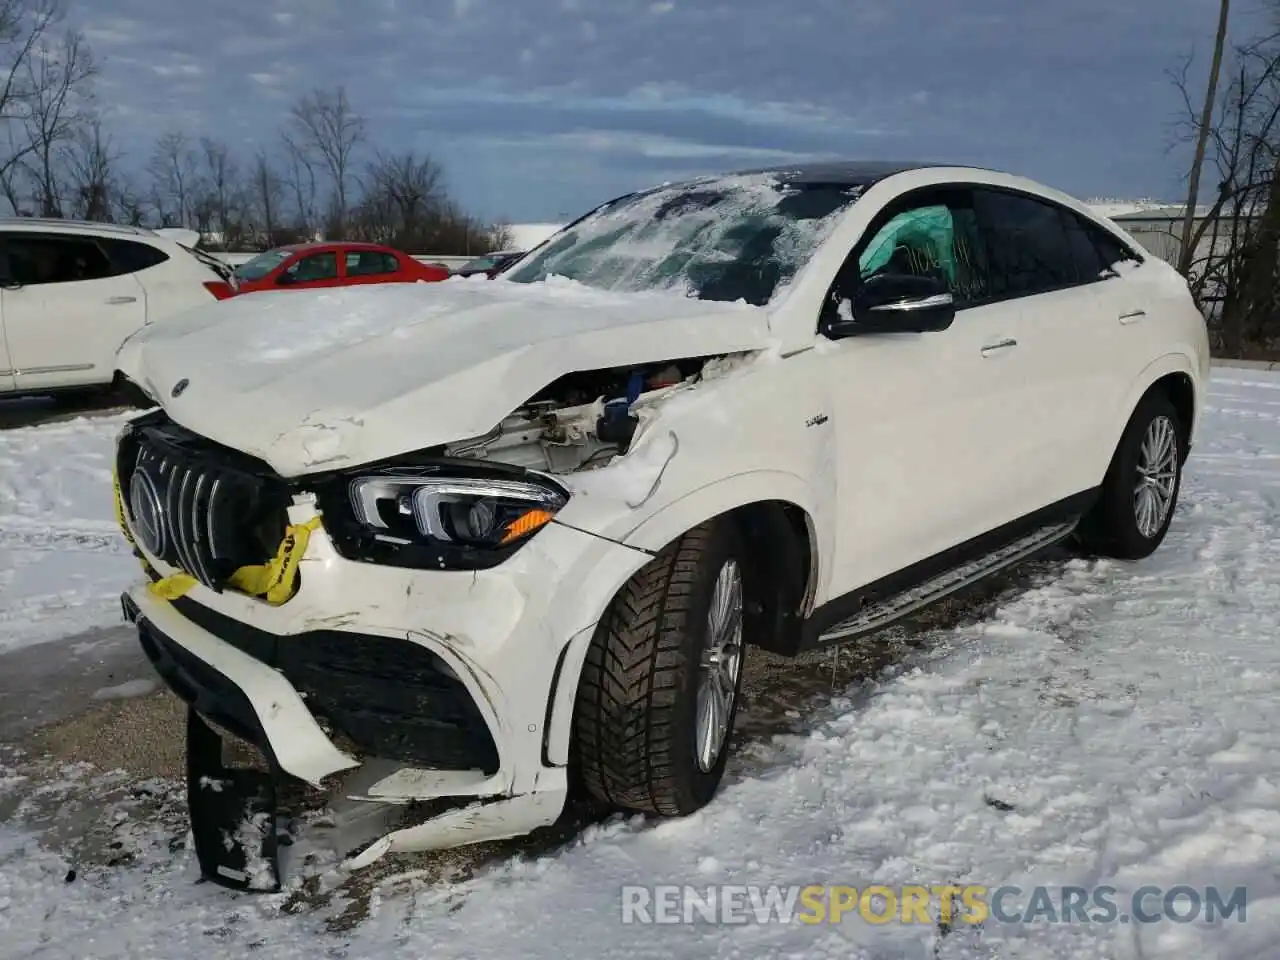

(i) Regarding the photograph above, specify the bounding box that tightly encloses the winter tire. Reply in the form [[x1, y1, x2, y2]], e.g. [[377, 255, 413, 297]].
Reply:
[[572, 519, 746, 816], [1077, 389, 1183, 560]]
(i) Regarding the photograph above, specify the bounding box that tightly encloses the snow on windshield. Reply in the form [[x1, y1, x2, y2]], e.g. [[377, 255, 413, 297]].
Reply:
[[504, 174, 862, 306]]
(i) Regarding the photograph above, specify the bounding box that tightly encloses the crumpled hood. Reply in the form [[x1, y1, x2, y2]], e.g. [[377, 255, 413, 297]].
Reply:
[[116, 277, 774, 477]]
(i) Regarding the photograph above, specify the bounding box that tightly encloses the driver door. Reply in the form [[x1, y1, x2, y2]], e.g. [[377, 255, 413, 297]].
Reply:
[[820, 186, 1030, 595]]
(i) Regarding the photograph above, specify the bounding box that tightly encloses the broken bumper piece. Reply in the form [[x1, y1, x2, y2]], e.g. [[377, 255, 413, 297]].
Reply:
[[122, 588, 572, 892]]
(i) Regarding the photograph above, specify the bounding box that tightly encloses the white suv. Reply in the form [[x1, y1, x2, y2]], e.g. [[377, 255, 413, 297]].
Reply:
[[0, 219, 234, 397], [111, 162, 1209, 890]]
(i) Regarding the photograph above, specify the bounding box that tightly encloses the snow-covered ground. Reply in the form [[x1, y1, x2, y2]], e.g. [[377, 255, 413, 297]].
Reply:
[[0, 411, 138, 652], [3, 370, 1280, 958]]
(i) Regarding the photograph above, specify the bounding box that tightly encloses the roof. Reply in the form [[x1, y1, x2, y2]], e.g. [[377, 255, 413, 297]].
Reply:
[[277, 240, 397, 253], [726, 160, 961, 187], [0, 217, 156, 237]]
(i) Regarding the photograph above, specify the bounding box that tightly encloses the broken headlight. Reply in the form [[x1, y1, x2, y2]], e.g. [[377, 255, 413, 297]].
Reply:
[[346, 473, 567, 557]]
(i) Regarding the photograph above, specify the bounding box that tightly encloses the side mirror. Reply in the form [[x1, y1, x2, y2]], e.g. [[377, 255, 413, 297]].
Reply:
[[276, 270, 299, 286], [826, 273, 956, 338]]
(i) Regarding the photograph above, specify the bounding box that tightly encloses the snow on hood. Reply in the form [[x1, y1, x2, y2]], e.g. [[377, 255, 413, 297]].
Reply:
[[115, 276, 772, 477]]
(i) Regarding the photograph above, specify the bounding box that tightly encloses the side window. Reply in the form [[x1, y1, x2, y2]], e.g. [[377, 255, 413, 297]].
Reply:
[[284, 252, 338, 282], [346, 251, 398, 276], [5, 234, 113, 285], [1060, 211, 1106, 280], [99, 237, 170, 276], [975, 190, 1099, 298], [1084, 220, 1142, 272], [851, 192, 990, 308]]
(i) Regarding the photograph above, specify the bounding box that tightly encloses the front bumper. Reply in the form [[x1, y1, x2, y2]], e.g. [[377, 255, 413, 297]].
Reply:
[[125, 498, 653, 886]]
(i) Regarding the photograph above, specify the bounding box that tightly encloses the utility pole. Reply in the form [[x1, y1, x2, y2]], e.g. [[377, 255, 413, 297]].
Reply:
[[1178, 0, 1231, 275]]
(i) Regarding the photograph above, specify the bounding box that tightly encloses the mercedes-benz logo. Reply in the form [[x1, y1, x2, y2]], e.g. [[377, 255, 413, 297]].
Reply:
[[128, 467, 166, 556], [171, 378, 189, 398]]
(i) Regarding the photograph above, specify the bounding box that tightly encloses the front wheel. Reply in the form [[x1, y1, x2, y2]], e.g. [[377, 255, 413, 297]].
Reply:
[[1077, 390, 1184, 560], [572, 519, 747, 816]]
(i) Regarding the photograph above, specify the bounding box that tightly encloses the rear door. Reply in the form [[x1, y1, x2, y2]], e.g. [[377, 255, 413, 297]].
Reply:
[[1, 231, 147, 390], [344, 249, 405, 286], [971, 188, 1125, 509]]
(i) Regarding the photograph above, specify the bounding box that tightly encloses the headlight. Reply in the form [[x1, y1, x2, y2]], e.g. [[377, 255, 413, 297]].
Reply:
[[318, 469, 568, 570], [350, 475, 565, 548]]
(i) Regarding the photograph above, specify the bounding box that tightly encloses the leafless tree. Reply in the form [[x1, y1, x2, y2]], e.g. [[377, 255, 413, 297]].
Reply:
[[354, 149, 444, 244], [60, 115, 116, 220], [196, 137, 242, 247], [0, 0, 72, 203], [288, 86, 365, 236], [248, 148, 282, 246], [1170, 28, 1280, 357], [280, 128, 317, 237], [146, 130, 198, 226], [18, 26, 94, 216]]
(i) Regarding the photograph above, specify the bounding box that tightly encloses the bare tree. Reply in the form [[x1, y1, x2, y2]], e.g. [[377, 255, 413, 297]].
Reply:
[[354, 149, 444, 245], [60, 115, 116, 220], [248, 148, 282, 246], [146, 130, 197, 226], [18, 25, 95, 216], [288, 86, 365, 236], [0, 0, 72, 203], [1170, 28, 1280, 357], [280, 128, 317, 237], [196, 137, 242, 247]]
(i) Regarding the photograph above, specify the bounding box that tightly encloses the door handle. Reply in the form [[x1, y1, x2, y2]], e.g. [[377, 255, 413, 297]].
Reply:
[[1119, 309, 1145, 324], [980, 338, 1017, 356], [105, 295, 137, 305]]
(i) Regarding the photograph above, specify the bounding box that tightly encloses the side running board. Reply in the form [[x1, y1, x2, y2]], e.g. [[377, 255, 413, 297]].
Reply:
[[818, 520, 1077, 644]]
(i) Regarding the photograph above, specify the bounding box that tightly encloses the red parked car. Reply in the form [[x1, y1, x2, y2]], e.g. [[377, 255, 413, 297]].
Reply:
[[230, 241, 449, 294]]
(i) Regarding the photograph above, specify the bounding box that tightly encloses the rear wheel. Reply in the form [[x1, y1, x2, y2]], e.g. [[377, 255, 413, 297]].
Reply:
[[572, 519, 746, 816], [1077, 390, 1183, 560]]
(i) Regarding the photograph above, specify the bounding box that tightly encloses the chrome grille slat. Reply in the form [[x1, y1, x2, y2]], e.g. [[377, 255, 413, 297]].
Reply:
[[187, 472, 215, 586], [205, 474, 224, 561], [172, 466, 198, 579]]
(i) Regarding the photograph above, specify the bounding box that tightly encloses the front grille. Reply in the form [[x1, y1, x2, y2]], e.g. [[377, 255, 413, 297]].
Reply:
[[118, 414, 291, 590]]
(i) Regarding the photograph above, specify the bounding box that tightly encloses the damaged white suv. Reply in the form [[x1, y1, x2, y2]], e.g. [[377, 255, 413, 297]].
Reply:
[[112, 161, 1209, 890]]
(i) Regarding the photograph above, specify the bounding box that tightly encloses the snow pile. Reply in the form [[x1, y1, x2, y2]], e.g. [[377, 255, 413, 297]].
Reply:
[[0, 412, 139, 652]]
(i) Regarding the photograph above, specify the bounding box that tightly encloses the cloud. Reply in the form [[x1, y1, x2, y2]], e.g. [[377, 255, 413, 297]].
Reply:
[[65, 0, 1267, 222]]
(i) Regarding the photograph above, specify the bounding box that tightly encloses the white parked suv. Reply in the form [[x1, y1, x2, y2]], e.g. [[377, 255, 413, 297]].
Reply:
[[111, 162, 1209, 890], [0, 219, 234, 398]]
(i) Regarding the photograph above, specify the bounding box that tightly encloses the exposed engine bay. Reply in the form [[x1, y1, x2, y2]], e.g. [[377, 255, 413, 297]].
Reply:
[[441, 353, 746, 473]]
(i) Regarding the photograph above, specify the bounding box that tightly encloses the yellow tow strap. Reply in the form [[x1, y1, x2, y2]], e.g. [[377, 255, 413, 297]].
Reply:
[[114, 464, 322, 606], [111, 465, 135, 548], [146, 516, 323, 605]]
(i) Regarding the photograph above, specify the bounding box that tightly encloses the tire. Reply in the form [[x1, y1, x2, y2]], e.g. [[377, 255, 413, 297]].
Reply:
[[1076, 389, 1184, 560], [572, 519, 747, 816]]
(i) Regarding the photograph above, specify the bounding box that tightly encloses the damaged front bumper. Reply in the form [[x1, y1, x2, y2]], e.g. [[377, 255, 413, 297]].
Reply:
[[122, 506, 653, 891]]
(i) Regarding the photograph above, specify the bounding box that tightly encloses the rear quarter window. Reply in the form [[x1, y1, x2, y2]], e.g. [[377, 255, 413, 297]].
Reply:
[[99, 237, 170, 275]]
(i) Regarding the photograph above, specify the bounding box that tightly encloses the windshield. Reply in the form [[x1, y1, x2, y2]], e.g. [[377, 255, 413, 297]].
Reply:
[[459, 254, 501, 273], [503, 174, 862, 306], [234, 249, 293, 281]]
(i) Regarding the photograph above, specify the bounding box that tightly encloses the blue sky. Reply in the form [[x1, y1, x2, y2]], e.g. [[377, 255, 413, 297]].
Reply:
[[75, 0, 1267, 224]]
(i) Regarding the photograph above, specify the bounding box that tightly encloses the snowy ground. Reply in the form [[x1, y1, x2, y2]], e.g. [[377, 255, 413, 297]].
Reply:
[[3, 370, 1280, 958]]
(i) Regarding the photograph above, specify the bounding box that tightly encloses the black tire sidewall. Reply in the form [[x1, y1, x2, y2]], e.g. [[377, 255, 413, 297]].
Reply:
[[1097, 391, 1183, 559], [669, 520, 748, 810]]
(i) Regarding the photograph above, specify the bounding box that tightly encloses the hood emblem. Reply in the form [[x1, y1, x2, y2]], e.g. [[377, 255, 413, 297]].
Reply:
[[171, 378, 190, 398]]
